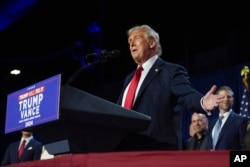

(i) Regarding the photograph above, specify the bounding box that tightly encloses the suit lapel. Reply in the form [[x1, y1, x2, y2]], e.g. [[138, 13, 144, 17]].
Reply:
[[20, 139, 34, 160], [134, 58, 163, 104], [208, 119, 217, 148], [217, 112, 234, 144]]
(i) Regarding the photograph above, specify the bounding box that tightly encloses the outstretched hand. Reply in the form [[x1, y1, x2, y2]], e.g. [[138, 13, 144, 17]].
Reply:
[[202, 85, 224, 111]]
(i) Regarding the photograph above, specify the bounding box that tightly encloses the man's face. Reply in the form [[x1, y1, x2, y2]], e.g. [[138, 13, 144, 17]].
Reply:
[[22, 131, 32, 136], [191, 113, 208, 134], [217, 90, 234, 111], [128, 30, 152, 64]]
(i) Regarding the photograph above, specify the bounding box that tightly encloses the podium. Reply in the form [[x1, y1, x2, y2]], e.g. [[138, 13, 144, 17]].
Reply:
[[34, 85, 151, 155]]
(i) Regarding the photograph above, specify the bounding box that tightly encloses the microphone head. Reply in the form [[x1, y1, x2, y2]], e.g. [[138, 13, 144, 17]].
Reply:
[[86, 50, 120, 62], [108, 50, 120, 58]]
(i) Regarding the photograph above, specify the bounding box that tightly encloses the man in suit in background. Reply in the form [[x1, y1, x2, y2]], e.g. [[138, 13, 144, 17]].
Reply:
[[116, 24, 224, 151], [206, 86, 248, 150], [244, 121, 250, 150], [185, 112, 208, 150], [1, 130, 43, 166]]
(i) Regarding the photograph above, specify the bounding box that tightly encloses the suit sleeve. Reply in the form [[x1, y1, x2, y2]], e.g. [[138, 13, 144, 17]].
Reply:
[[1, 145, 11, 166], [32, 140, 43, 160], [171, 65, 204, 112]]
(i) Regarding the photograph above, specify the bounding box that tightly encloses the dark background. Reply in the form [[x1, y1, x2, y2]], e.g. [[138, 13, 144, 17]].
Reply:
[[1, 0, 250, 159]]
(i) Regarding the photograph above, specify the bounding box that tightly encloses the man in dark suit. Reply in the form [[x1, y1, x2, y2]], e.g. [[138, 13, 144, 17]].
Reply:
[[244, 121, 250, 150], [116, 24, 224, 151], [185, 112, 208, 150], [1, 130, 43, 166], [206, 86, 248, 150]]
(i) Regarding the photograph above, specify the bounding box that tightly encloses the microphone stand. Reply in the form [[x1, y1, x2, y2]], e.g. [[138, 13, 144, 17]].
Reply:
[[65, 58, 107, 86]]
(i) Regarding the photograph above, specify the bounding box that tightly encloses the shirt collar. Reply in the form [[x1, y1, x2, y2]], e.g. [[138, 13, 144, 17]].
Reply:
[[139, 55, 158, 72], [21, 135, 33, 144], [219, 109, 232, 120]]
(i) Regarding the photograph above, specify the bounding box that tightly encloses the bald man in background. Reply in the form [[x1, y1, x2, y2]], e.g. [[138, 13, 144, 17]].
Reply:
[[185, 112, 208, 150]]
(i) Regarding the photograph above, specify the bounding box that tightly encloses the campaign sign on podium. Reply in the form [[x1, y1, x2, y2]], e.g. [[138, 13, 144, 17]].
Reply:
[[5, 74, 61, 133], [5, 73, 151, 154]]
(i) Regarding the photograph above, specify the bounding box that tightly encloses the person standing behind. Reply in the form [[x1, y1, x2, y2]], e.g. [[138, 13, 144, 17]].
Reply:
[[1, 130, 43, 166], [244, 121, 250, 150], [185, 112, 208, 150], [206, 86, 248, 150], [116, 24, 224, 151]]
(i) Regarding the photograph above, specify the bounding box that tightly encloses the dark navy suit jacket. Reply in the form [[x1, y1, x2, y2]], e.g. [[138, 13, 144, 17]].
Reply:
[[117, 57, 205, 150], [206, 111, 248, 150], [1, 138, 43, 166]]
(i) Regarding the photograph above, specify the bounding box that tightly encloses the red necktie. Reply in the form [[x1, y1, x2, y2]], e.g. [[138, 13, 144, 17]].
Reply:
[[18, 140, 26, 159], [124, 65, 143, 109]]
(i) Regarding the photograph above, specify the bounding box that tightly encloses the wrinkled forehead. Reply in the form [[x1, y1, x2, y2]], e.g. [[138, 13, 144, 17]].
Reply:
[[128, 29, 144, 37], [217, 90, 233, 96], [192, 113, 206, 121]]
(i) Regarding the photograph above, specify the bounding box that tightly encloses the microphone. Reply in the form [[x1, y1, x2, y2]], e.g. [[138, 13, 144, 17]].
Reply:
[[86, 50, 120, 59], [66, 50, 120, 85]]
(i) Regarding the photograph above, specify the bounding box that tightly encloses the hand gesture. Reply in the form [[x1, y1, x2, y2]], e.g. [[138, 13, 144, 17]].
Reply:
[[202, 85, 224, 111]]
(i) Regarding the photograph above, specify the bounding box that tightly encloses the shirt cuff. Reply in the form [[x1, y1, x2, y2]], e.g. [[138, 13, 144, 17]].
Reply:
[[200, 97, 212, 116]]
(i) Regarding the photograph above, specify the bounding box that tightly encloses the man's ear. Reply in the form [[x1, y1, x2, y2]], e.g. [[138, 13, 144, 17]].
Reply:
[[149, 39, 156, 48]]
